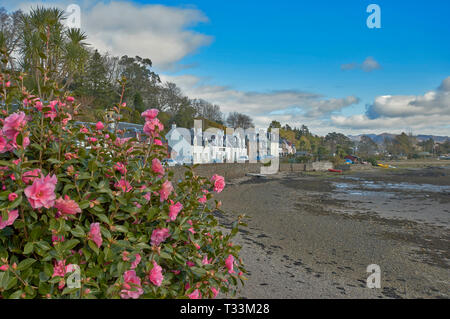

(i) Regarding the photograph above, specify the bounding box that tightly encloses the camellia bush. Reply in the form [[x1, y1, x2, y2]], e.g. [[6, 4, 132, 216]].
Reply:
[[0, 51, 246, 299]]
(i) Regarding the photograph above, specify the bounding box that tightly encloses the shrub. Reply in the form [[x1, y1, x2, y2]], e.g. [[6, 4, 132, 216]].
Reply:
[[0, 56, 246, 299]]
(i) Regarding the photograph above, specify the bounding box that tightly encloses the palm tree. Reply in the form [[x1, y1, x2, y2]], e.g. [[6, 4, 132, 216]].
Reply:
[[18, 6, 89, 97]]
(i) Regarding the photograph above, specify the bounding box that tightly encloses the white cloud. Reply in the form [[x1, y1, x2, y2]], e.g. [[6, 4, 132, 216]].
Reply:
[[341, 56, 381, 72], [160, 74, 360, 132], [332, 76, 450, 135], [8, 0, 212, 70]]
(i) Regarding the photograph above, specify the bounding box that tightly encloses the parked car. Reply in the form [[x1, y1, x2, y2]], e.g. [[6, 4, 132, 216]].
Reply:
[[162, 159, 178, 166], [237, 155, 249, 163]]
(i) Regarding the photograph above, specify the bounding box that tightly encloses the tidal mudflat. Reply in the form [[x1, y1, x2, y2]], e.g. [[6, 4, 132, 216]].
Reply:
[[215, 166, 450, 298]]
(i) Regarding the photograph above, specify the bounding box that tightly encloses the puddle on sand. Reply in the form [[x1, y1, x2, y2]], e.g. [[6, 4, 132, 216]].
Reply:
[[334, 180, 450, 193], [330, 180, 450, 228]]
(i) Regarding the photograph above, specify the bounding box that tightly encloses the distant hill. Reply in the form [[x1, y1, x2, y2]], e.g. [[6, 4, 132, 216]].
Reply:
[[348, 133, 449, 144]]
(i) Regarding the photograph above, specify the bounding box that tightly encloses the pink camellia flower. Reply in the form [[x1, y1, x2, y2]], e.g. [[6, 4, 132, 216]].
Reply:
[[159, 180, 173, 202], [51, 234, 65, 245], [24, 174, 57, 209], [151, 158, 164, 177], [88, 222, 103, 248], [150, 228, 170, 246], [141, 108, 159, 121], [188, 289, 201, 299], [131, 254, 141, 270], [79, 126, 89, 134], [22, 168, 42, 184], [54, 195, 81, 217], [2, 112, 27, 139], [143, 118, 164, 136], [198, 195, 207, 204], [211, 174, 225, 193], [0, 209, 19, 229], [211, 287, 219, 298], [114, 162, 127, 175], [8, 193, 18, 202], [96, 121, 104, 130], [120, 270, 144, 299], [0, 135, 7, 153], [154, 139, 163, 146], [202, 255, 212, 265], [66, 96, 75, 102], [149, 261, 164, 287], [143, 192, 151, 201], [187, 219, 196, 234], [52, 260, 67, 278], [52, 260, 76, 289], [61, 113, 72, 126], [225, 254, 235, 274], [115, 178, 132, 193], [34, 100, 43, 111], [168, 202, 183, 221], [0, 265, 8, 271], [186, 261, 195, 267], [5, 131, 30, 151]]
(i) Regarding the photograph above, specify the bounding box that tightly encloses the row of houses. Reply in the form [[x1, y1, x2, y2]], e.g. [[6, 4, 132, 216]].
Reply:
[[166, 124, 281, 164], [77, 121, 297, 164]]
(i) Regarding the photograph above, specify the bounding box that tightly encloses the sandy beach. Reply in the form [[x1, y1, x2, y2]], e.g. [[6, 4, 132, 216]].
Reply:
[[215, 165, 450, 299]]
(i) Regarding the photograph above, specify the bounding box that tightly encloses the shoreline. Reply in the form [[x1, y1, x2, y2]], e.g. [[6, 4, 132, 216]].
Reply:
[[216, 165, 450, 298]]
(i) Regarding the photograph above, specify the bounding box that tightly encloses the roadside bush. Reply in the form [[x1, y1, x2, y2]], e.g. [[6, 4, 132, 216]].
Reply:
[[0, 54, 246, 299], [366, 157, 378, 166]]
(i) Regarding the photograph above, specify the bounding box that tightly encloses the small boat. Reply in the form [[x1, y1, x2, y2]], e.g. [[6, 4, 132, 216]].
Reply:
[[377, 163, 389, 168], [328, 169, 343, 173]]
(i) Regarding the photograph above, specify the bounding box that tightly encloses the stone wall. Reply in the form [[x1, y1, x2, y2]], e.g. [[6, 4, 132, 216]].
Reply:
[[169, 160, 334, 181], [169, 163, 263, 182]]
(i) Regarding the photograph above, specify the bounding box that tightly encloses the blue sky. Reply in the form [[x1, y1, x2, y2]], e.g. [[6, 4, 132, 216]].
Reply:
[[3, 0, 450, 135]]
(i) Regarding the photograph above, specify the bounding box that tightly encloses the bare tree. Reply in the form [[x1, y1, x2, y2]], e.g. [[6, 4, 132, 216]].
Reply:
[[191, 98, 223, 123], [226, 112, 254, 129]]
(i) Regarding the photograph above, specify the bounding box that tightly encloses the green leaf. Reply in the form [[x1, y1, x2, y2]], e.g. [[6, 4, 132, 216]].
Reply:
[[36, 240, 51, 251], [114, 225, 128, 233], [63, 239, 80, 251], [79, 201, 90, 210], [8, 289, 23, 299], [190, 266, 207, 277], [70, 225, 86, 238], [6, 276, 17, 290], [88, 240, 99, 255], [159, 251, 172, 260], [17, 258, 36, 271], [23, 242, 34, 255]]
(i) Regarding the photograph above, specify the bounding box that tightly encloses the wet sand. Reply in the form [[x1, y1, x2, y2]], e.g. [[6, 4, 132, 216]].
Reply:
[[215, 166, 450, 299]]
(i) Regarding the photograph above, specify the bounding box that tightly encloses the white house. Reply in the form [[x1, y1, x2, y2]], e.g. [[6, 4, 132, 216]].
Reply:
[[166, 124, 248, 164]]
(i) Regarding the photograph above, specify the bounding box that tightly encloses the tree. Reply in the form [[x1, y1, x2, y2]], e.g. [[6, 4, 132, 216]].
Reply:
[[0, 7, 22, 60], [118, 55, 160, 110], [298, 136, 311, 152], [357, 135, 378, 158], [268, 120, 281, 132], [324, 132, 353, 155], [191, 99, 223, 123], [418, 138, 434, 153], [18, 7, 89, 96], [226, 112, 254, 129]]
